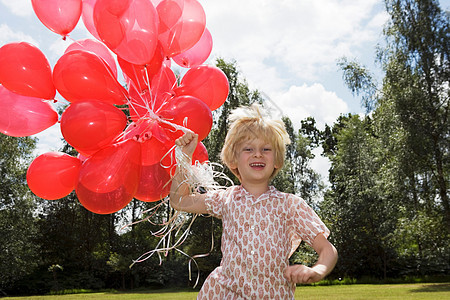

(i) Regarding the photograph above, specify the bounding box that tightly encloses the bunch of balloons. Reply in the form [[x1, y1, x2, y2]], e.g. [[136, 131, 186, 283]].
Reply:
[[0, 0, 229, 214]]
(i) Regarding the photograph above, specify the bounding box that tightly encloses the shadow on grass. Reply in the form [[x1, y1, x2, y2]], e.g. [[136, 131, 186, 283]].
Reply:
[[410, 283, 450, 293]]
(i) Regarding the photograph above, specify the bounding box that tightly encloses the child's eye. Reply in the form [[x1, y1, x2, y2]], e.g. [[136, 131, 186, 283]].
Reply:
[[263, 148, 272, 151], [244, 148, 253, 152]]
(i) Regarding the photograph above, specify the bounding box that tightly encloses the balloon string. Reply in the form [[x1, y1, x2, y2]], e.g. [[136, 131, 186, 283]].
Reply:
[[120, 199, 165, 231], [128, 153, 233, 287], [142, 67, 154, 112], [167, 11, 185, 53], [126, 63, 178, 118], [65, 35, 76, 44], [125, 91, 145, 122], [129, 206, 202, 287], [190, 217, 215, 261], [124, 66, 152, 119], [123, 70, 189, 142]]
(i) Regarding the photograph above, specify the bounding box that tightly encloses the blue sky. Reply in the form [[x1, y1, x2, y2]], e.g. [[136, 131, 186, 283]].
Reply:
[[1, 0, 449, 184]]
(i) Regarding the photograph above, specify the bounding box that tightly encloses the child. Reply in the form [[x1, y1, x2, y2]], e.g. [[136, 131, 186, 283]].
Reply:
[[170, 104, 338, 299]]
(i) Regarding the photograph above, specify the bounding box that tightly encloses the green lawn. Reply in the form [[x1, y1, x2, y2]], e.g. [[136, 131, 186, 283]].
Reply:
[[294, 283, 450, 299], [8, 283, 450, 300]]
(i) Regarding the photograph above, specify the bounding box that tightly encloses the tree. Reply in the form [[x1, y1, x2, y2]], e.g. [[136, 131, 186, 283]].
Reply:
[[331, 0, 449, 278], [321, 115, 399, 278], [377, 0, 449, 274], [381, 0, 449, 227], [0, 135, 39, 292], [34, 191, 116, 291]]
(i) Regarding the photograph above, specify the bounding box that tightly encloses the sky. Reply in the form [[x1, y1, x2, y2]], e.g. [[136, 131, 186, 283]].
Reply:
[[1, 0, 449, 185]]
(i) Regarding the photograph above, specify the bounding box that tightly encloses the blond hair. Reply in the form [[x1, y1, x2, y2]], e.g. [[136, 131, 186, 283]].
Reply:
[[220, 103, 291, 180]]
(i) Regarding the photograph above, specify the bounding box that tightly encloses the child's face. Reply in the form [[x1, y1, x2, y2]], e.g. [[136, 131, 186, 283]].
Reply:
[[232, 138, 278, 185]]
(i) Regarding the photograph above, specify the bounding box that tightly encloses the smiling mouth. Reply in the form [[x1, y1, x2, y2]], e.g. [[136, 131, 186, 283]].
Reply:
[[250, 163, 266, 168]]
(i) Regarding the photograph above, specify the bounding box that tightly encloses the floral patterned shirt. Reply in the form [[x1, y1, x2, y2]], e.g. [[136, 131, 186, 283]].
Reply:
[[197, 185, 330, 300]]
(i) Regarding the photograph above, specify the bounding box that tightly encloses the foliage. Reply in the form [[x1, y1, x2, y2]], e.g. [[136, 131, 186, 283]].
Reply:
[[337, 57, 378, 112], [381, 0, 449, 225], [0, 135, 39, 291], [327, 0, 449, 280], [321, 114, 400, 278], [376, 0, 449, 274]]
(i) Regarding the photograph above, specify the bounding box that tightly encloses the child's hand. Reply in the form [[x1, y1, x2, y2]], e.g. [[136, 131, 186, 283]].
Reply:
[[283, 264, 322, 284], [175, 131, 198, 158]]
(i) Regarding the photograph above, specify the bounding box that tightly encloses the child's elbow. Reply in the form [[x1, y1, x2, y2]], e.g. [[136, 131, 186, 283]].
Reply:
[[332, 244, 338, 261], [169, 195, 182, 211], [327, 243, 338, 269]]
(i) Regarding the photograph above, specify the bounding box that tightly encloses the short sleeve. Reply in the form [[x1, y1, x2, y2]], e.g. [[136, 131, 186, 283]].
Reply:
[[288, 194, 330, 248], [204, 189, 226, 219]]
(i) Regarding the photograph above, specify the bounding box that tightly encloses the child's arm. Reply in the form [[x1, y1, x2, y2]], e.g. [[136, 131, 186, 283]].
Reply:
[[169, 131, 208, 214], [284, 234, 338, 284]]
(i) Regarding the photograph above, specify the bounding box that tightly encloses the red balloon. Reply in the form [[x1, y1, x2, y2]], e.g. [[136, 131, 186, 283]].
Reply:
[[53, 49, 128, 104], [175, 65, 229, 111], [65, 39, 118, 78], [0, 42, 55, 99], [118, 43, 165, 92], [127, 63, 177, 121], [173, 28, 212, 68], [32, 0, 82, 37], [81, 0, 101, 39], [127, 87, 154, 122], [158, 95, 212, 141], [77, 153, 89, 163], [0, 85, 58, 137], [60, 101, 127, 156], [192, 142, 208, 164], [76, 139, 141, 214], [94, 0, 159, 65], [27, 152, 81, 200], [135, 137, 173, 202], [122, 118, 173, 146], [157, 0, 206, 57], [122, 118, 153, 142], [94, 0, 132, 48], [136, 163, 171, 202], [149, 64, 177, 112]]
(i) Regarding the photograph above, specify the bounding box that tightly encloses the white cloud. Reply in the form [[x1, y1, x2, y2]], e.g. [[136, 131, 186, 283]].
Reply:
[[271, 83, 348, 186], [0, 0, 33, 17], [368, 10, 389, 30], [273, 83, 347, 186], [32, 123, 64, 156], [48, 38, 72, 63], [311, 147, 331, 187], [203, 0, 383, 88], [274, 83, 349, 130], [0, 24, 38, 45]]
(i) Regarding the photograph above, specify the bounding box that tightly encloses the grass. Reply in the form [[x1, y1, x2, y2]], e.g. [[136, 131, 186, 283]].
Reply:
[[7, 283, 450, 299], [294, 283, 450, 299]]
